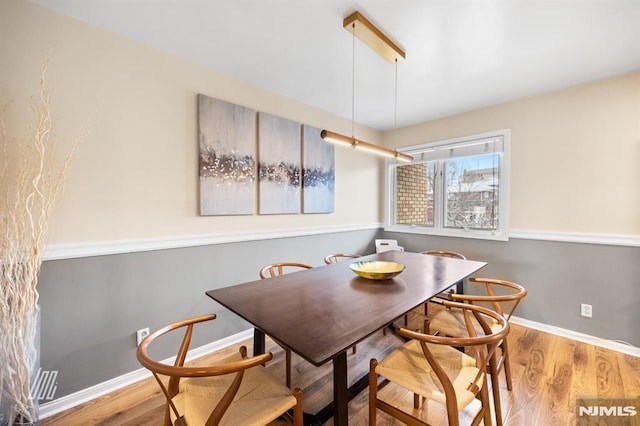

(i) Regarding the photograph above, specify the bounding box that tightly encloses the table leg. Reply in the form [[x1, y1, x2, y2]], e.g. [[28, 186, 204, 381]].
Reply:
[[333, 351, 348, 426], [253, 328, 265, 356]]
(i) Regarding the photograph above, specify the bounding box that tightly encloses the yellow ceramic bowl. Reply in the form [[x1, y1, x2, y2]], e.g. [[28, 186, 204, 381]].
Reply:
[[349, 261, 406, 280]]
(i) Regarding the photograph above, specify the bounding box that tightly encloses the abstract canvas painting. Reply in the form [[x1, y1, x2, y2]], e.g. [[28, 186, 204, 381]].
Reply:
[[302, 125, 335, 213], [258, 112, 301, 214], [198, 94, 256, 215]]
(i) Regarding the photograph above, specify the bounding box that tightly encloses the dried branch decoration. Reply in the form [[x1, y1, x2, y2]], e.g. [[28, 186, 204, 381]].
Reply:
[[1, 60, 78, 424]]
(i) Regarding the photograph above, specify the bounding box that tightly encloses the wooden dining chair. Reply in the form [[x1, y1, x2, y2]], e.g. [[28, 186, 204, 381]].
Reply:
[[259, 262, 313, 388], [380, 250, 465, 336], [136, 313, 303, 426], [323, 253, 361, 354], [426, 278, 527, 426], [422, 250, 467, 295], [369, 301, 509, 426], [259, 262, 313, 279], [416, 250, 467, 330], [323, 253, 396, 341], [323, 253, 360, 265]]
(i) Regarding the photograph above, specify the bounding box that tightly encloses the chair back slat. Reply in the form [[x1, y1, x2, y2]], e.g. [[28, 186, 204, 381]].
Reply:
[[207, 370, 245, 425], [418, 340, 460, 419]]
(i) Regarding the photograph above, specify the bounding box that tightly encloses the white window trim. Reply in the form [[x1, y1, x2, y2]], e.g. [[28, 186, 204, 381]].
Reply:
[[384, 129, 510, 241]]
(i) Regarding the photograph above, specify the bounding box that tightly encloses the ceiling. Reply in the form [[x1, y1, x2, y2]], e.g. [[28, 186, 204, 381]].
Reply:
[[31, 0, 640, 131]]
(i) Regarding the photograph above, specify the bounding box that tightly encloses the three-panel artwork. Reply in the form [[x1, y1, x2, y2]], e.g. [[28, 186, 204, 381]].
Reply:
[[198, 94, 335, 216]]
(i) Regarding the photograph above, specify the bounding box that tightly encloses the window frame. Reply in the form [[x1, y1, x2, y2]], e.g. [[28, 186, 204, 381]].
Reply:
[[384, 129, 510, 241]]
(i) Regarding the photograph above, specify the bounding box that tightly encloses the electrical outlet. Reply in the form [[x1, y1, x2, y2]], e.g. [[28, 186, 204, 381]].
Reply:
[[136, 327, 150, 346], [580, 304, 592, 318]]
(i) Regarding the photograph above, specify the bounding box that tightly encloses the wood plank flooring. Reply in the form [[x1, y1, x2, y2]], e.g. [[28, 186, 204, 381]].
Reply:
[[40, 307, 639, 425]]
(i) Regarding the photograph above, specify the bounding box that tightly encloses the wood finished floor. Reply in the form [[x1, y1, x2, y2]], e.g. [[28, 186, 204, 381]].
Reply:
[[40, 306, 639, 425]]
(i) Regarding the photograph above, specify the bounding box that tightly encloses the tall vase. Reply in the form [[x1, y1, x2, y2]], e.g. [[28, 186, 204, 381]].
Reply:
[[0, 306, 40, 426], [29, 307, 41, 425]]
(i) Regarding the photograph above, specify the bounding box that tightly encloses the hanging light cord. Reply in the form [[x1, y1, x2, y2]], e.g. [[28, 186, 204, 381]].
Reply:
[[394, 58, 398, 132], [320, 13, 412, 162], [351, 23, 356, 139], [393, 57, 402, 158]]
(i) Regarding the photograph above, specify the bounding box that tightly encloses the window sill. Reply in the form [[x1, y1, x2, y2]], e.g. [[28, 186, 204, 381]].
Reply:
[[384, 224, 509, 242]]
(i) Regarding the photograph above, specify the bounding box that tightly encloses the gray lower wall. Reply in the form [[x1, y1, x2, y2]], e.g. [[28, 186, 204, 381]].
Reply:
[[39, 228, 639, 402], [386, 232, 640, 348], [38, 229, 380, 399]]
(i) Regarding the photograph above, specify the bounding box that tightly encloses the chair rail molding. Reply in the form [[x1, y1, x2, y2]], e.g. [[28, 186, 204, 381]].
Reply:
[[44, 227, 639, 261], [509, 229, 640, 247], [43, 223, 383, 261]]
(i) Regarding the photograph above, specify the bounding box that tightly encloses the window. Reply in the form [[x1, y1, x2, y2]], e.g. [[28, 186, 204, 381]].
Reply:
[[385, 129, 510, 241]]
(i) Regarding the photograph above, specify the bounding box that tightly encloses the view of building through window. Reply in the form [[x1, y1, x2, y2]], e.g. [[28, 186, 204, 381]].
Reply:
[[395, 162, 434, 226], [445, 153, 499, 230], [389, 130, 508, 240]]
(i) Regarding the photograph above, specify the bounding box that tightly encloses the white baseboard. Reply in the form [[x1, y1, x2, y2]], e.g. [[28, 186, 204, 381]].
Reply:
[[510, 316, 639, 357], [38, 329, 253, 419], [39, 318, 639, 420]]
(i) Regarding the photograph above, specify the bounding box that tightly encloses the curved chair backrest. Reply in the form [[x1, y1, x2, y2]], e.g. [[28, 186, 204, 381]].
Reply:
[[137, 314, 301, 425], [324, 253, 360, 265], [400, 300, 509, 352], [259, 262, 313, 279], [421, 250, 466, 260], [450, 277, 527, 321]]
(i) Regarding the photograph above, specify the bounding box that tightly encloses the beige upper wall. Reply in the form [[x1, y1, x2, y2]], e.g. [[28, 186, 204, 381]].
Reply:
[[1, 0, 383, 244], [2, 1, 638, 245], [386, 72, 640, 235]]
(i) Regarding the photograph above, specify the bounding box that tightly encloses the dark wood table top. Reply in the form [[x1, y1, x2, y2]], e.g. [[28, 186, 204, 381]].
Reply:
[[206, 250, 486, 366]]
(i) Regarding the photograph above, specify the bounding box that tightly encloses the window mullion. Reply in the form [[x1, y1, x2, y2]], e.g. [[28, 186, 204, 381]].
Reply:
[[433, 161, 444, 229]]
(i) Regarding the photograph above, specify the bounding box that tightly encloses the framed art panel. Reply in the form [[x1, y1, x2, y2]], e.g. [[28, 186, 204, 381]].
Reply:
[[258, 112, 301, 214], [302, 125, 335, 213], [198, 94, 256, 215]]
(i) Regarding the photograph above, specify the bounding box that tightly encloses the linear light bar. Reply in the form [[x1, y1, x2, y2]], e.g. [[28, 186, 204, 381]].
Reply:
[[321, 130, 413, 162]]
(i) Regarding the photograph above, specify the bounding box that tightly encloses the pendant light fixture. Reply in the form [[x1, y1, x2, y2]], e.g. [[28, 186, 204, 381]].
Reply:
[[321, 11, 413, 163]]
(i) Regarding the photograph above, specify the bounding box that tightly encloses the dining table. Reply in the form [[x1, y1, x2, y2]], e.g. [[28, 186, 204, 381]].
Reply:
[[206, 250, 487, 425]]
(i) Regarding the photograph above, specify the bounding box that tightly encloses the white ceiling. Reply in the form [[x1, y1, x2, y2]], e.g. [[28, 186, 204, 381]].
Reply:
[[32, 0, 640, 131]]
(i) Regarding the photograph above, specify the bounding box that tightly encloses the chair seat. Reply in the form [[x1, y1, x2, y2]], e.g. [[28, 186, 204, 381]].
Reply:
[[375, 340, 482, 410], [429, 309, 502, 338], [172, 352, 298, 426]]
